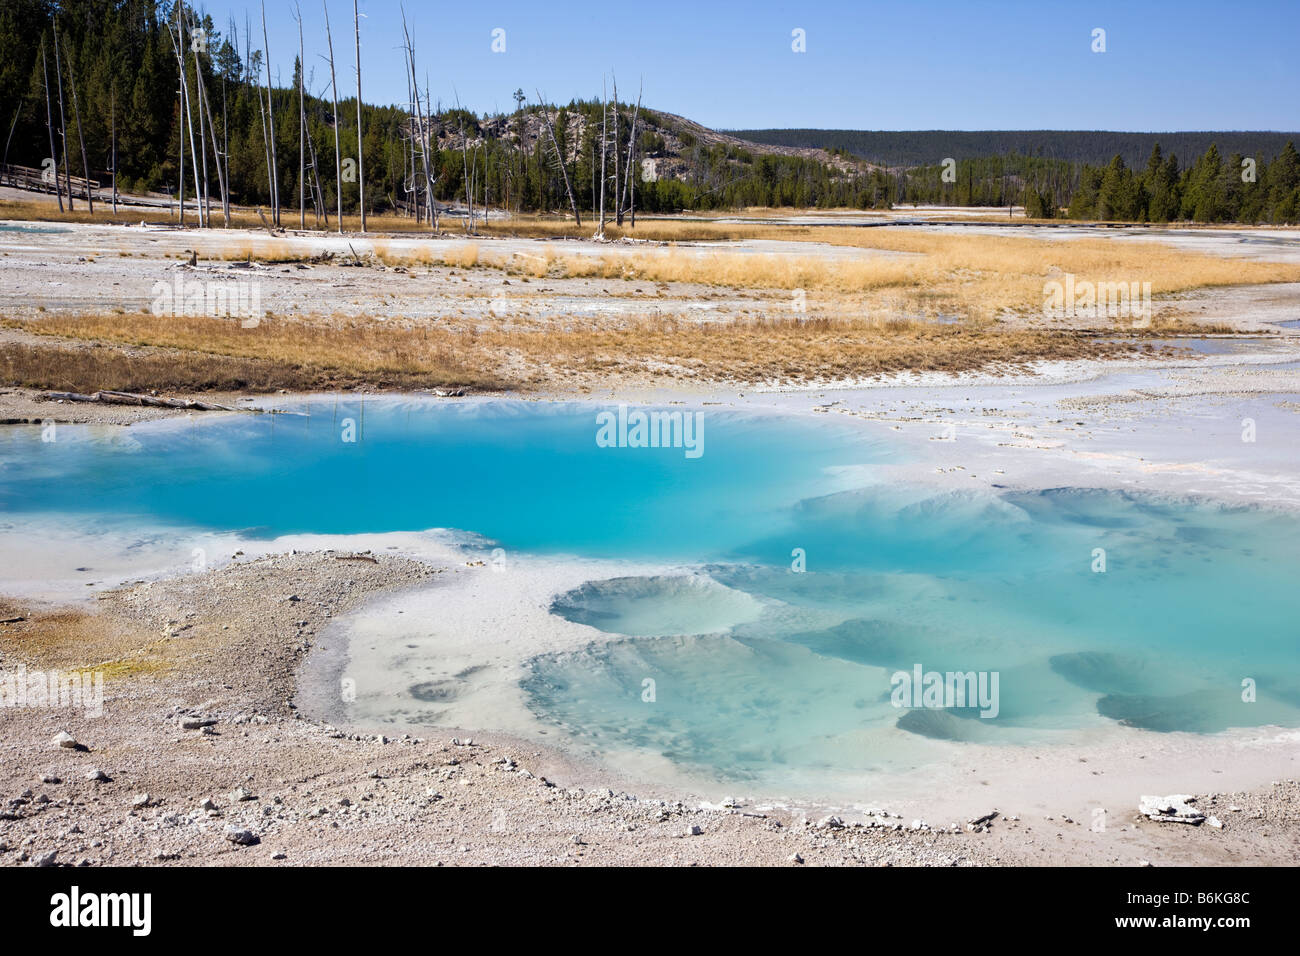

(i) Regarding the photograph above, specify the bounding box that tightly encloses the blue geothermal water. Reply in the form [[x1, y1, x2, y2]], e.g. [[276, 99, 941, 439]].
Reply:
[[4, 399, 1298, 786]]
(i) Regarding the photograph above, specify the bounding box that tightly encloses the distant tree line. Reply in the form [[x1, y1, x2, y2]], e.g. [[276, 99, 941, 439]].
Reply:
[[898, 143, 1300, 223], [734, 128, 1300, 171]]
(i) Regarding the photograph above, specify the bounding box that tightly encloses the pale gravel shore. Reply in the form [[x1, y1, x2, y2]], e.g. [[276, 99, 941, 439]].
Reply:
[[3, 550, 1296, 867]]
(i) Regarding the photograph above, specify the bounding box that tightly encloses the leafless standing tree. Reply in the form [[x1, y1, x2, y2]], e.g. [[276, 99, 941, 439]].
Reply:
[[598, 79, 608, 236], [261, 1, 280, 225], [51, 21, 72, 210], [534, 90, 580, 228], [188, 8, 229, 226], [295, 3, 306, 229], [65, 41, 92, 213], [40, 40, 63, 213], [620, 81, 642, 227], [611, 75, 620, 226], [110, 86, 117, 213], [353, 0, 365, 232], [400, 9, 437, 232], [322, 0, 343, 232]]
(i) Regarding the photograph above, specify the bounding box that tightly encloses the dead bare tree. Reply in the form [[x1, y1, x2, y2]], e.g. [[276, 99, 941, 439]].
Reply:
[[40, 40, 62, 213], [620, 81, 642, 227], [182, 18, 203, 227], [65, 34, 93, 213], [400, 9, 438, 232], [456, 99, 473, 233], [534, 91, 580, 228], [162, 11, 201, 226], [190, 19, 207, 222], [353, 0, 365, 232], [322, 0, 343, 233], [261, 1, 280, 225], [611, 75, 619, 227], [295, 3, 306, 229], [598, 79, 608, 236], [188, 8, 229, 226], [110, 86, 117, 213], [247, 15, 274, 224], [51, 21, 72, 210]]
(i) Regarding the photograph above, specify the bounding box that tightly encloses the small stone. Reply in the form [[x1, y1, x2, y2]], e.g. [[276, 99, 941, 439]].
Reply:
[[199, 797, 217, 812], [224, 826, 259, 846], [1207, 816, 1224, 829], [41, 775, 61, 785], [686, 825, 703, 836], [1139, 794, 1205, 825], [230, 787, 256, 802], [52, 731, 79, 750], [131, 793, 151, 809], [271, 851, 287, 860], [32, 850, 58, 868], [789, 853, 804, 864], [84, 769, 110, 782]]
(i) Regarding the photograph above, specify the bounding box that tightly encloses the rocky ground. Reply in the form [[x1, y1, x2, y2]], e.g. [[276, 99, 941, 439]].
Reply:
[[2, 549, 1296, 867], [3, 216, 1298, 867]]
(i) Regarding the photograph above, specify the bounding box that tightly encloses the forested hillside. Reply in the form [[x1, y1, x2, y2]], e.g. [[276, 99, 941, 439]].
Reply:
[[0, 1, 1296, 224], [732, 129, 1300, 170]]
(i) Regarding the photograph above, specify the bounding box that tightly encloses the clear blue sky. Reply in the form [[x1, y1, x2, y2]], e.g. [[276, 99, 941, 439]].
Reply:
[[199, 0, 1300, 131]]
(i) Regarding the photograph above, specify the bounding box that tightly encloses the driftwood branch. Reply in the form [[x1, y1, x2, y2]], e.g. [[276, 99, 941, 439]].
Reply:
[[43, 390, 243, 411]]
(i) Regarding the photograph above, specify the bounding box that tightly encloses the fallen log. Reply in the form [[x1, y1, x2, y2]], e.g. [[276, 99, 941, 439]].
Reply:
[[43, 390, 240, 411]]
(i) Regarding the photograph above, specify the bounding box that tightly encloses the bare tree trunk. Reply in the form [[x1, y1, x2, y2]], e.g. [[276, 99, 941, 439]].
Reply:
[[425, 81, 437, 229], [251, 14, 273, 223], [459, 119, 473, 233], [110, 86, 117, 213], [165, 9, 203, 227], [180, 19, 204, 227], [323, 0, 343, 233], [401, 12, 437, 234], [534, 91, 580, 228], [193, 24, 207, 223], [611, 76, 620, 227], [66, 51, 92, 214], [195, 37, 230, 227], [189, 9, 228, 227], [221, 30, 231, 226], [296, 3, 305, 229], [40, 41, 63, 213], [598, 80, 607, 236], [353, 0, 365, 233], [621, 83, 641, 227], [170, 15, 182, 222], [261, 1, 280, 226], [52, 22, 72, 210]]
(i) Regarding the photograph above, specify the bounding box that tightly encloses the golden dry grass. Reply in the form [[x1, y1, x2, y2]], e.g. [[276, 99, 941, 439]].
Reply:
[[0, 198, 472, 234], [196, 224, 1300, 325], [4, 310, 1146, 392]]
